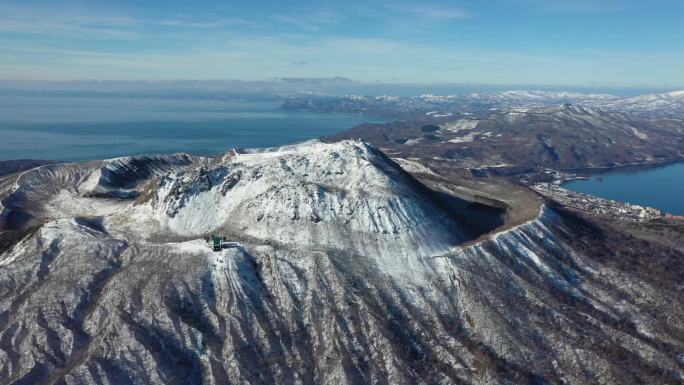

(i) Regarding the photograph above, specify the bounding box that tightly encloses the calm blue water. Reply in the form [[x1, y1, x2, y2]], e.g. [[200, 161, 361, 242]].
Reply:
[[0, 95, 380, 161], [563, 163, 684, 215]]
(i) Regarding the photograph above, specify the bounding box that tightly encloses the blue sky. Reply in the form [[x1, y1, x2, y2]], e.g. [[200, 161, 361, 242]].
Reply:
[[1, 0, 683, 86]]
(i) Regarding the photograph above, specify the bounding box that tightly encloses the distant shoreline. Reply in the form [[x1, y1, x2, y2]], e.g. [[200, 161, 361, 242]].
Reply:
[[561, 157, 684, 178]]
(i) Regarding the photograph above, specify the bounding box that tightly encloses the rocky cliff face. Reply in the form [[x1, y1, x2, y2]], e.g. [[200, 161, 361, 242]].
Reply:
[[0, 141, 682, 385]]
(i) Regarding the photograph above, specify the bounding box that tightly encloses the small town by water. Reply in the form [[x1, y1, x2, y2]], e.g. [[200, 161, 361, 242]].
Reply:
[[562, 162, 684, 216], [524, 162, 684, 224]]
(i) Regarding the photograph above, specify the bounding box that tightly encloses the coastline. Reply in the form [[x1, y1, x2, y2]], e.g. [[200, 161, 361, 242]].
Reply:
[[557, 160, 684, 216], [561, 157, 684, 178]]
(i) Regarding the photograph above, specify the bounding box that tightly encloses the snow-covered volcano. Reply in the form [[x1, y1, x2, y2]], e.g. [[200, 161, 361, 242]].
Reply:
[[0, 140, 682, 385], [131, 140, 473, 263]]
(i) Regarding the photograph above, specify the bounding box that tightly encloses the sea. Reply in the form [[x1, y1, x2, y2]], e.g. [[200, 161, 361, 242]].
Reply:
[[0, 95, 381, 162], [563, 162, 684, 215]]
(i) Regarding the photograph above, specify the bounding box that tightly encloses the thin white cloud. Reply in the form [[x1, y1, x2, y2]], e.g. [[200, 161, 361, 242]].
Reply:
[[0, 18, 140, 39], [158, 18, 253, 29], [510, 0, 629, 13], [0, 0, 680, 87], [0, 3, 254, 40], [0, 3, 142, 39], [269, 9, 347, 31], [3, 34, 683, 87], [270, 14, 321, 31], [387, 4, 471, 21]]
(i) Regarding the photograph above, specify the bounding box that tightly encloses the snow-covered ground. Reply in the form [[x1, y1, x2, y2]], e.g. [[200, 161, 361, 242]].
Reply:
[[123, 140, 479, 283], [1, 140, 682, 385]]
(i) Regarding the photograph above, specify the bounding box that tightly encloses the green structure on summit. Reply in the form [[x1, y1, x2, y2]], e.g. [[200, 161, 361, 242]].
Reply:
[[212, 235, 222, 252]]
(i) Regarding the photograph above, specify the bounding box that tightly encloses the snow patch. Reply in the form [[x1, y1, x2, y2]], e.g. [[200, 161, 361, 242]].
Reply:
[[440, 119, 479, 133]]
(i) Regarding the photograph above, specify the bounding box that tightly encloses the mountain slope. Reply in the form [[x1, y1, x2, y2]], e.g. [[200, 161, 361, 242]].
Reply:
[[126, 141, 476, 277], [593, 90, 684, 117], [327, 104, 684, 173], [0, 141, 682, 385]]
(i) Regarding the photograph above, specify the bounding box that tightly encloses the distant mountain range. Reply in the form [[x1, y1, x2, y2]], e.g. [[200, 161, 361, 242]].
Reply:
[[591, 90, 684, 117], [282, 89, 684, 119], [325, 102, 684, 174]]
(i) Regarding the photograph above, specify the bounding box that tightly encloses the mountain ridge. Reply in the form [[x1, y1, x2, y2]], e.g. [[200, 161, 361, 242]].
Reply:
[[325, 104, 684, 173], [0, 141, 682, 384], [282, 89, 684, 120]]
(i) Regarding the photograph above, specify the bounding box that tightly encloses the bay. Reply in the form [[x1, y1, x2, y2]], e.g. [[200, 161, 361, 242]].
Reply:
[[563, 162, 684, 215]]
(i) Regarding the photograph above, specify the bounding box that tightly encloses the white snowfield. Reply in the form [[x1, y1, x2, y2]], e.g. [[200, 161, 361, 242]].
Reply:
[[126, 140, 474, 282]]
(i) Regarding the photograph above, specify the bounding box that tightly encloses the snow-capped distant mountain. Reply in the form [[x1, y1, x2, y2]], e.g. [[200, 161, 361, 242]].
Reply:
[[591, 90, 684, 117], [470, 90, 619, 102], [282, 89, 684, 119]]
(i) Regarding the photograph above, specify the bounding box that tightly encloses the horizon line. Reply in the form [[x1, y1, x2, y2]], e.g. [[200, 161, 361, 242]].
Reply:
[[0, 78, 682, 91]]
